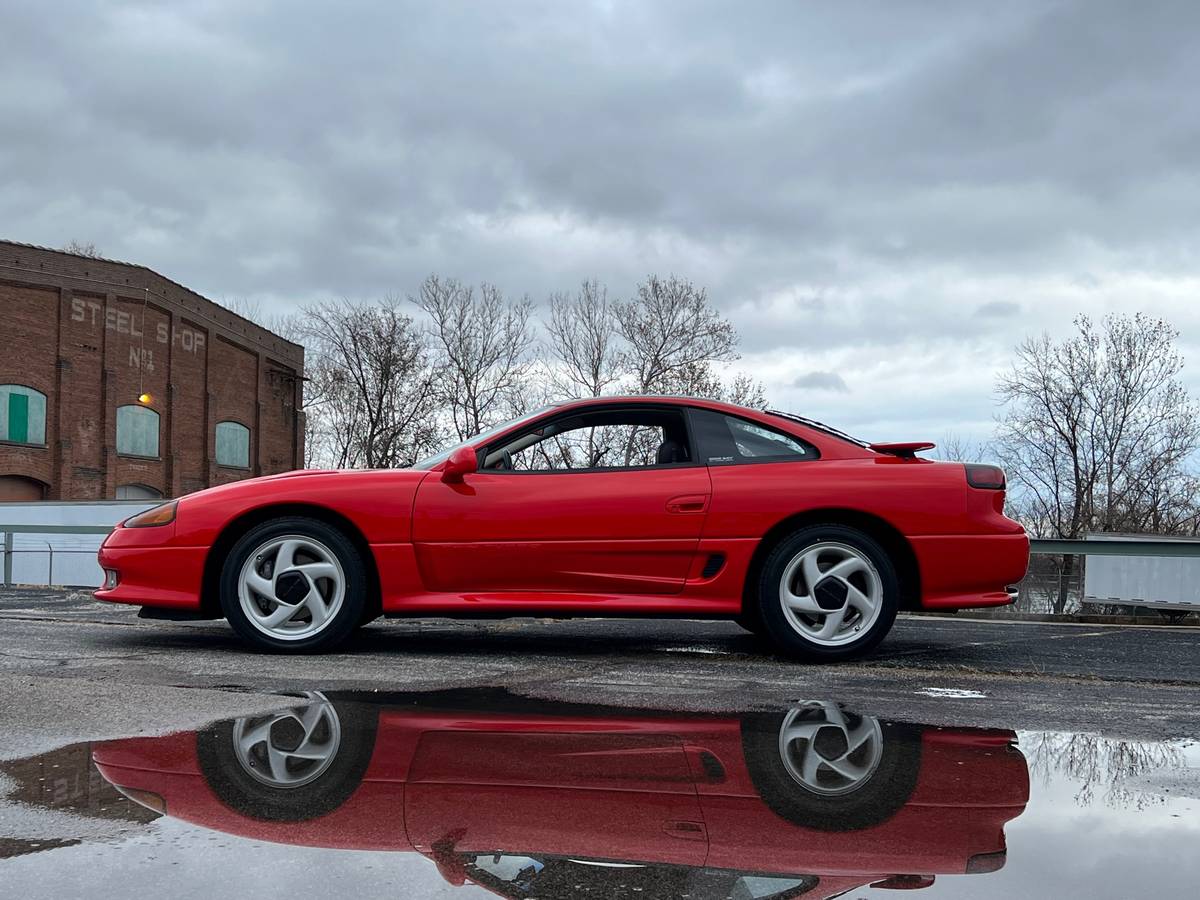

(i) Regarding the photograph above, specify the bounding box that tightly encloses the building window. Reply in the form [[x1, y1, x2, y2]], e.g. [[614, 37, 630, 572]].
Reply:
[[0, 385, 47, 445], [216, 421, 251, 468], [116, 483, 163, 500], [116, 405, 160, 458]]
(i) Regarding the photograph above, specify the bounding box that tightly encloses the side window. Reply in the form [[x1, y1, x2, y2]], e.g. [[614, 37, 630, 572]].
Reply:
[[215, 421, 251, 468], [0, 385, 47, 445], [482, 408, 692, 471], [116, 405, 160, 458], [690, 409, 816, 465]]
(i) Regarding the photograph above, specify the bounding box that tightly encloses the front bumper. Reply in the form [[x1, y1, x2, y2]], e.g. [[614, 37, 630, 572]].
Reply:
[[95, 525, 207, 610]]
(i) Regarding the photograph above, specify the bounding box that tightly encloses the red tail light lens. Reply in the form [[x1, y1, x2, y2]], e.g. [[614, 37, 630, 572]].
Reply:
[[965, 464, 1005, 490]]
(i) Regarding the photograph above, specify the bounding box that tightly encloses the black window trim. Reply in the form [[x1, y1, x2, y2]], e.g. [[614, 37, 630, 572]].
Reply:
[[685, 407, 821, 467], [476, 402, 703, 475]]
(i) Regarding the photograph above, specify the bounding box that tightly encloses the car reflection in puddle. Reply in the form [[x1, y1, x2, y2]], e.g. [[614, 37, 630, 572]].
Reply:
[[3, 690, 1197, 898], [87, 689, 1026, 898]]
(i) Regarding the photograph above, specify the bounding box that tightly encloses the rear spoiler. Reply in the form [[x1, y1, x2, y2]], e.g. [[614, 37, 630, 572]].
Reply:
[[869, 441, 935, 459]]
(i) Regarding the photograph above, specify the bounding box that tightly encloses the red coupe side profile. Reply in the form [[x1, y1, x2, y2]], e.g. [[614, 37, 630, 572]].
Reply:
[[95, 396, 1029, 658], [92, 691, 1030, 898]]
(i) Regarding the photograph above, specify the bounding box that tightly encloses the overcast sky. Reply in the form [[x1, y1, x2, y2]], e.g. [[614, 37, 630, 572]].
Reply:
[[3, 0, 1200, 445]]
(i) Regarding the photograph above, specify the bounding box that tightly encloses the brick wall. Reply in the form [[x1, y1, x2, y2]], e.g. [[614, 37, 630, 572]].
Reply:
[[0, 241, 303, 500]]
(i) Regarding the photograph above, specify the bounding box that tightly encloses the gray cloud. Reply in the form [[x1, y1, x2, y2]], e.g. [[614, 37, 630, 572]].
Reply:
[[792, 371, 850, 393], [3, 0, 1200, 444], [975, 301, 1021, 319]]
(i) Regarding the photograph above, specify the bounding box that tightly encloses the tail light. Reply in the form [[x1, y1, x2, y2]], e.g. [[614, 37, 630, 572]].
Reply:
[[965, 464, 1005, 490]]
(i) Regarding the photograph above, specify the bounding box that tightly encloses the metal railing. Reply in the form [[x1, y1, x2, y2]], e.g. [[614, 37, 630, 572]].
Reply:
[[2, 524, 115, 588], [1030, 538, 1200, 558]]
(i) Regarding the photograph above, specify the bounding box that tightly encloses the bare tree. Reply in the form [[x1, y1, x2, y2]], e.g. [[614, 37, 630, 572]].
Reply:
[[995, 314, 1200, 612], [605, 275, 764, 462], [298, 298, 441, 468], [934, 433, 991, 463], [1022, 730, 1184, 810], [62, 240, 101, 258], [544, 281, 620, 398], [677, 364, 768, 410], [614, 274, 739, 395], [289, 273, 768, 470], [722, 372, 769, 410], [416, 275, 537, 440]]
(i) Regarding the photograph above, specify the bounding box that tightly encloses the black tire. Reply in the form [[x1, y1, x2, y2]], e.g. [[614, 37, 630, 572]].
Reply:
[[197, 695, 378, 822], [734, 611, 768, 637], [219, 516, 368, 653], [754, 524, 899, 661], [741, 707, 922, 831]]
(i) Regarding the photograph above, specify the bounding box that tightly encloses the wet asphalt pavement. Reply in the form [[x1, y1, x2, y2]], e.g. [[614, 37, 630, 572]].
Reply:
[[2, 587, 1199, 898]]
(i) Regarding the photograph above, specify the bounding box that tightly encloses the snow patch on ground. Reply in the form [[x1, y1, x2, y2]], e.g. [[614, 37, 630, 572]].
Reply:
[[913, 687, 988, 699]]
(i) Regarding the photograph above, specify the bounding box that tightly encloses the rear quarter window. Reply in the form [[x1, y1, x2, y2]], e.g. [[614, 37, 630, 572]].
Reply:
[[689, 409, 818, 465]]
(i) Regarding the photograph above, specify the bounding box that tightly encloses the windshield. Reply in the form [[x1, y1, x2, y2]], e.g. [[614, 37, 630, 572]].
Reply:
[[766, 409, 871, 449], [411, 406, 555, 469]]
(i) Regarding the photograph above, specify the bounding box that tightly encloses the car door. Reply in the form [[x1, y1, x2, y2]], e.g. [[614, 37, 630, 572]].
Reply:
[[404, 729, 708, 867], [410, 404, 712, 595]]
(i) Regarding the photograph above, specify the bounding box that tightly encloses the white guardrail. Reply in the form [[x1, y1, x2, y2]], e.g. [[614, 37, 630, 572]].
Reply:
[[1, 501, 156, 587]]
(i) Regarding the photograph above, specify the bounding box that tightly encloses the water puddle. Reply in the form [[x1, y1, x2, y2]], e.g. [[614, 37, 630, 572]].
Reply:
[[1, 688, 1197, 898]]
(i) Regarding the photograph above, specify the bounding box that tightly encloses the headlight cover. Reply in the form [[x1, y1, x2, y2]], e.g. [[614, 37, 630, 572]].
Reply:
[[124, 500, 178, 528]]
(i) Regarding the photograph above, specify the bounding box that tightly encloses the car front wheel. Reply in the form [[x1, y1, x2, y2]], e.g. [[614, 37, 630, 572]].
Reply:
[[754, 524, 899, 661], [220, 517, 367, 652]]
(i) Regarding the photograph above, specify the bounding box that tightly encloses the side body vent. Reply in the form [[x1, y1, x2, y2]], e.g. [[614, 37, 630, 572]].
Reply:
[[700, 552, 726, 579]]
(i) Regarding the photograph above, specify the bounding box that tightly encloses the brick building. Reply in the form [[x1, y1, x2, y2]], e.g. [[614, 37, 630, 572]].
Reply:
[[0, 240, 304, 501]]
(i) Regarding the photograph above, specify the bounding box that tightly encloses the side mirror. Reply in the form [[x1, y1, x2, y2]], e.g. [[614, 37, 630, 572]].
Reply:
[[441, 445, 478, 483]]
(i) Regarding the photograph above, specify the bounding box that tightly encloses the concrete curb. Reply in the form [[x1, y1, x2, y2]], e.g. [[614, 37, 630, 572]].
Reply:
[[906, 609, 1199, 627]]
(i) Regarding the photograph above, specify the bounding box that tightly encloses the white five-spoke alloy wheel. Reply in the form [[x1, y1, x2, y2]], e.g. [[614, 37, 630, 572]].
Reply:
[[238, 534, 347, 641], [232, 692, 342, 788], [776, 702, 884, 796], [778, 541, 883, 647]]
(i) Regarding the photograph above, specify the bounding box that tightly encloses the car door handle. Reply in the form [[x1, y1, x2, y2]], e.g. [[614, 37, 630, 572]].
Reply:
[[663, 820, 707, 842], [666, 494, 709, 514]]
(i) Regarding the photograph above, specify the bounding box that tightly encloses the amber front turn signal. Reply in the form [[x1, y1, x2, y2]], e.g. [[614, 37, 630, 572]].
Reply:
[[124, 500, 178, 528], [113, 785, 167, 814]]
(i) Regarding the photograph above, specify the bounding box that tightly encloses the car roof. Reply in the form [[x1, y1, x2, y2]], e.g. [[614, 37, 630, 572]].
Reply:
[[550, 395, 760, 416]]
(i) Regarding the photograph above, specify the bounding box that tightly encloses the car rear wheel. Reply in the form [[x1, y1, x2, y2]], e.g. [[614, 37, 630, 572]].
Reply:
[[220, 517, 367, 653], [734, 611, 768, 638], [754, 524, 899, 661], [741, 702, 921, 830]]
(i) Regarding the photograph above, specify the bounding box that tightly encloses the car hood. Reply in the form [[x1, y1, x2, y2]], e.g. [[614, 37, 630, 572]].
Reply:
[[175, 467, 427, 504]]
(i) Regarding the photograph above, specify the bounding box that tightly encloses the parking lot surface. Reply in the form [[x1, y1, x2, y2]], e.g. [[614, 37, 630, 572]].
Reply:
[[2, 588, 1198, 899]]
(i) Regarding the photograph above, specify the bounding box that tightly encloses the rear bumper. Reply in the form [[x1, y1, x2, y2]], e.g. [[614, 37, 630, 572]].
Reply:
[[95, 543, 207, 610], [911, 532, 1030, 610]]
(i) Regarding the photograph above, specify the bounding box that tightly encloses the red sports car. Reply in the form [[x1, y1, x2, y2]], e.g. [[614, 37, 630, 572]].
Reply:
[[92, 691, 1030, 898], [95, 396, 1029, 658]]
